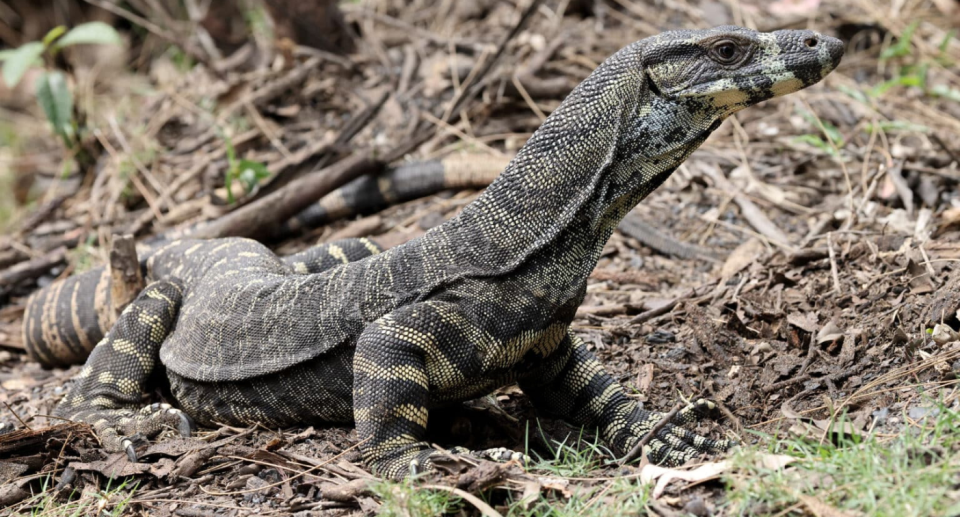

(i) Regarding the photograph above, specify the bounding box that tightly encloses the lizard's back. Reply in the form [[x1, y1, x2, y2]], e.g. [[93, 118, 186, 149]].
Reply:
[[149, 235, 454, 383], [147, 238, 373, 382]]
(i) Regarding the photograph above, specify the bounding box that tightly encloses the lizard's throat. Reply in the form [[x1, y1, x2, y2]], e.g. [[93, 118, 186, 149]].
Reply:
[[574, 121, 719, 269]]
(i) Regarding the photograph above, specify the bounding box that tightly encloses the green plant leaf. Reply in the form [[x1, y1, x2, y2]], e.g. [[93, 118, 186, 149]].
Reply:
[[881, 20, 919, 60], [930, 84, 960, 103], [42, 26, 67, 47], [869, 73, 925, 97], [2, 42, 44, 88], [36, 71, 75, 146], [865, 120, 929, 133], [797, 109, 844, 146], [793, 135, 837, 156], [236, 159, 270, 192], [57, 22, 122, 48], [837, 85, 869, 105], [940, 29, 956, 54]]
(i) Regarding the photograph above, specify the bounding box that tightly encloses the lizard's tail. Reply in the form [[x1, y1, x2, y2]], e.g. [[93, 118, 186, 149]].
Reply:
[[278, 154, 511, 237], [22, 266, 113, 367]]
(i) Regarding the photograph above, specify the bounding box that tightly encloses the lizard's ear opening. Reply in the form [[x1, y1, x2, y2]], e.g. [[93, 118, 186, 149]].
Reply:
[[645, 71, 663, 98]]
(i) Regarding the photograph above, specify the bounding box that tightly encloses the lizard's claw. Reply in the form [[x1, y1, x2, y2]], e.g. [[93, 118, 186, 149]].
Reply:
[[145, 403, 195, 437], [61, 402, 194, 462], [122, 438, 138, 462], [627, 399, 736, 467]]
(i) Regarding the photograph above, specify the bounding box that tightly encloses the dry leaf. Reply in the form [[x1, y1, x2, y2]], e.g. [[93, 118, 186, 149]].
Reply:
[[816, 320, 844, 345], [636, 363, 654, 395], [721, 238, 765, 280], [641, 460, 731, 498], [788, 312, 819, 333]]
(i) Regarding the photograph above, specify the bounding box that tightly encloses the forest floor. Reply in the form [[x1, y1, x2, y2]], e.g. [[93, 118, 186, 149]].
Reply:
[[1, 0, 960, 515]]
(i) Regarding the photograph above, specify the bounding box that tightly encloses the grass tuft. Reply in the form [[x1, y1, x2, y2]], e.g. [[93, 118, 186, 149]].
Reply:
[[726, 399, 960, 516], [369, 476, 464, 516]]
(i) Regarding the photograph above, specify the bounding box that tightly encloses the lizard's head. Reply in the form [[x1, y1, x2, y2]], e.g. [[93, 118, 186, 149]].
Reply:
[[643, 26, 843, 117]]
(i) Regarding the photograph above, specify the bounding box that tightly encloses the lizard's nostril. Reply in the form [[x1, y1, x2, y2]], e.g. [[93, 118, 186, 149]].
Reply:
[[804, 37, 818, 48]]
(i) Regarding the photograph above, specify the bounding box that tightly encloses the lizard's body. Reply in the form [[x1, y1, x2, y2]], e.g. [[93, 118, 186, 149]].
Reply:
[[27, 26, 842, 478]]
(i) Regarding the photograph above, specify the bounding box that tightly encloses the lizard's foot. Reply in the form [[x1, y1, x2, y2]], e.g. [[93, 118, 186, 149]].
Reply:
[[626, 399, 736, 467], [70, 403, 194, 462], [450, 446, 530, 465], [371, 445, 529, 479]]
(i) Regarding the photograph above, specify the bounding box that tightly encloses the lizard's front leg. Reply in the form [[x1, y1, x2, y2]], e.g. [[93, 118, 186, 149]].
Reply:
[[353, 303, 525, 479], [520, 331, 734, 466], [53, 280, 192, 461]]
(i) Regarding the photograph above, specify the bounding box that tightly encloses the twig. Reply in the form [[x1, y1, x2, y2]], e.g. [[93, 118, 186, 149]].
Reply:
[[626, 281, 717, 326], [420, 111, 508, 157], [308, 90, 392, 172], [933, 132, 960, 165], [0, 247, 67, 295], [701, 165, 794, 251], [200, 437, 369, 496], [382, 0, 545, 163], [82, 0, 221, 76], [827, 232, 842, 295], [257, 90, 390, 198], [918, 243, 939, 284], [511, 75, 548, 122], [2, 401, 30, 430], [618, 213, 722, 262], [761, 373, 812, 394], [343, 8, 479, 52], [218, 57, 323, 123]]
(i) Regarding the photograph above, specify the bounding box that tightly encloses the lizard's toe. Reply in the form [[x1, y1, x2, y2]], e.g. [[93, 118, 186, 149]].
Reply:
[[175, 409, 195, 437], [645, 437, 697, 467], [469, 447, 529, 465], [63, 403, 194, 461], [138, 403, 194, 438], [672, 399, 719, 425], [663, 424, 735, 453], [626, 399, 736, 466]]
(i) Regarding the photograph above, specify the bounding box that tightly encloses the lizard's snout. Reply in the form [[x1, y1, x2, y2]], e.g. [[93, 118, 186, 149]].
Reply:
[[775, 29, 844, 82], [804, 32, 844, 71]]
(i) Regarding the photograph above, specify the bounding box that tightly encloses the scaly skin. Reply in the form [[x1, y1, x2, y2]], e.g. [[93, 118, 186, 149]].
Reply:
[[35, 26, 843, 479], [279, 153, 513, 236]]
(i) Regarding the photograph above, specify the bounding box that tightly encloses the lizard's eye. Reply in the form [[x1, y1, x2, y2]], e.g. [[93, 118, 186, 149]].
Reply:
[[711, 40, 741, 64]]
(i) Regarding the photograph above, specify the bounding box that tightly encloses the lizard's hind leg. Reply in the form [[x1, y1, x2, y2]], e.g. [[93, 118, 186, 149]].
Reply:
[[53, 279, 191, 462]]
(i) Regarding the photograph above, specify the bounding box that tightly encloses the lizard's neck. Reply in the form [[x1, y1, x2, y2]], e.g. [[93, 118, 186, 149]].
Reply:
[[423, 56, 720, 296]]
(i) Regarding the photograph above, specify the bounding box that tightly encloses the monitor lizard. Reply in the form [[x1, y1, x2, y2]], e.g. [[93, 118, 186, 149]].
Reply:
[[25, 26, 843, 479]]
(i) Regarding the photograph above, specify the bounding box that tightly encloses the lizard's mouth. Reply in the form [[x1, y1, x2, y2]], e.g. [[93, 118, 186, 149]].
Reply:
[[674, 71, 811, 108]]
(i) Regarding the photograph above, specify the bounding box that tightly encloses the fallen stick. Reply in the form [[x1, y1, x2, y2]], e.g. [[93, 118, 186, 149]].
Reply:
[[0, 247, 67, 298], [108, 235, 144, 317], [186, 155, 384, 240], [619, 213, 723, 262], [626, 281, 717, 326]]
